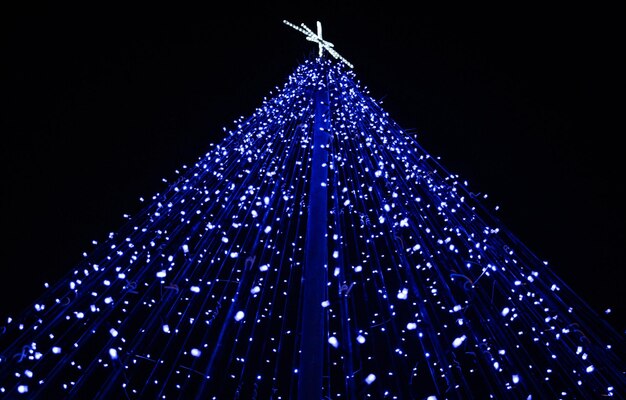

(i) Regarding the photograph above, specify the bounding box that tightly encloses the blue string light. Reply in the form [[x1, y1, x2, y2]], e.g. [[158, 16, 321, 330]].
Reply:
[[0, 56, 625, 399]]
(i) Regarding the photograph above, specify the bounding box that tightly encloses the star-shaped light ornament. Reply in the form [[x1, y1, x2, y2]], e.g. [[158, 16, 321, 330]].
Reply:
[[283, 20, 354, 68]]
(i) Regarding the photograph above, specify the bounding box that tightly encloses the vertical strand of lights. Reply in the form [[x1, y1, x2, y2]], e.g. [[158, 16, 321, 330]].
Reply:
[[297, 61, 331, 400]]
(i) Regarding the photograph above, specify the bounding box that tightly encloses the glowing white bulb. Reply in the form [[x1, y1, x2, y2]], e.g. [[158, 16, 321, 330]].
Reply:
[[452, 335, 466, 348]]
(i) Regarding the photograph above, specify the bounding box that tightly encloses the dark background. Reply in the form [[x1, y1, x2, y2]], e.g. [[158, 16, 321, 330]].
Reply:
[[2, 5, 624, 332]]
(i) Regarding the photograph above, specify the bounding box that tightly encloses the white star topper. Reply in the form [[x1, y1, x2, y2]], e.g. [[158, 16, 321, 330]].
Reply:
[[283, 20, 353, 68]]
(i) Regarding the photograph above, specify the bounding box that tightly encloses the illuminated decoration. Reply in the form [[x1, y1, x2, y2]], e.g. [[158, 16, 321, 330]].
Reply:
[[1, 22, 626, 400], [283, 20, 353, 68]]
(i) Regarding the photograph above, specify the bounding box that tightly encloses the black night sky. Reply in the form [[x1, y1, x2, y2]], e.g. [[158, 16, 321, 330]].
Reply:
[[2, 5, 625, 333]]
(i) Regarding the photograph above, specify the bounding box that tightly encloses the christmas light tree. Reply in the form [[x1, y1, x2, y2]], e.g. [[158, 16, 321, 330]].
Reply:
[[1, 21, 625, 399]]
